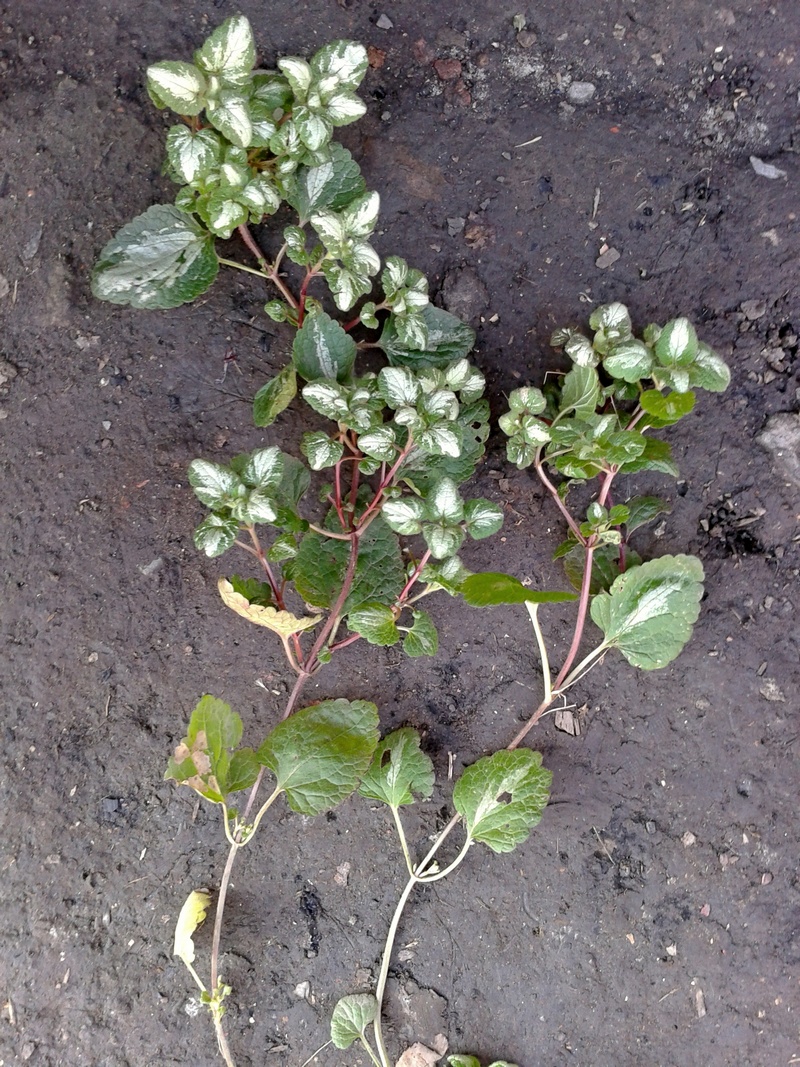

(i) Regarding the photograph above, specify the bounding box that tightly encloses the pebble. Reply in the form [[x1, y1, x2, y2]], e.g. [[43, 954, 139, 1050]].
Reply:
[[376, 13, 394, 30], [567, 80, 596, 104], [595, 247, 621, 268]]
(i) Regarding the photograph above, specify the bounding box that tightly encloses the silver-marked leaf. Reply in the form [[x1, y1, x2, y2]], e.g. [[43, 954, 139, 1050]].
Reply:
[[241, 447, 284, 490], [302, 380, 350, 421], [380, 304, 476, 369], [358, 426, 396, 461], [590, 554, 704, 670], [301, 431, 344, 470], [453, 749, 551, 854], [460, 572, 576, 607], [402, 609, 438, 658], [293, 105, 333, 152], [188, 459, 242, 508], [359, 727, 434, 806], [253, 365, 297, 427], [655, 317, 698, 367], [277, 55, 313, 100], [417, 425, 461, 457], [341, 191, 380, 238], [381, 496, 425, 535], [603, 339, 654, 384], [202, 191, 249, 239], [195, 15, 255, 86], [506, 436, 537, 469], [257, 699, 380, 815], [193, 514, 239, 557], [463, 499, 503, 540], [310, 40, 369, 93], [92, 205, 218, 310], [589, 301, 632, 334], [147, 61, 207, 115], [237, 489, 279, 524], [420, 555, 472, 596], [294, 312, 357, 382], [166, 126, 223, 184], [238, 176, 281, 217], [347, 602, 400, 645], [330, 993, 378, 1050], [422, 522, 465, 559], [560, 364, 600, 418], [564, 333, 599, 367], [378, 366, 420, 407], [689, 343, 731, 392], [425, 479, 464, 524], [325, 90, 368, 125], [205, 91, 253, 149], [322, 262, 374, 311]]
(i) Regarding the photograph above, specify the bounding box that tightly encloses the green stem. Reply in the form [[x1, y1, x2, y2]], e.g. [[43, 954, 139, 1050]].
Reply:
[[218, 257, 271, 280], [360, 1034, 384, 1067]]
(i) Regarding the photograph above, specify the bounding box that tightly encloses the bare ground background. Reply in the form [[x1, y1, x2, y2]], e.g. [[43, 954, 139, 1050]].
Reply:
[[1, 2, 799, 1066]]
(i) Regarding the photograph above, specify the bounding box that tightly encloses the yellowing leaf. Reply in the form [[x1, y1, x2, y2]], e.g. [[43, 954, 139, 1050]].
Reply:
[[173, 889, 211, 966], [218, 578, 321, 635]]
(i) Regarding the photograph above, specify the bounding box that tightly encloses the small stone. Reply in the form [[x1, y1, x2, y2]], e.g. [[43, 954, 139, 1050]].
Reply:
[[737, 777, 752, 797], [759, 678, 786, 702], [740, 299, 766, 320], [446, 216, 465, 237], [645, 820, 657, 834], [433, 58, 462, 81], [757, 413, 800, 487], [761, 871, 773, 885], [567, 80, 596, 104], [334, 862, 351, 887], [695, 988, 707, 1018], [681, 831, 697, 847], [517, 30, 538, 48], [21, 222, 43, 261], [0, 272, 9, 299], [595, 247, 621, 269], [376, 13, 394, 30], [750, 155, 787, 180]]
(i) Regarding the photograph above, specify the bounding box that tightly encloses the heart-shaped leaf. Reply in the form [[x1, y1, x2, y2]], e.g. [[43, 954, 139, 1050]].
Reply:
[[453, 749, 551, 853], [359, 728, 435, 807], [330, 992, 378, 1050]]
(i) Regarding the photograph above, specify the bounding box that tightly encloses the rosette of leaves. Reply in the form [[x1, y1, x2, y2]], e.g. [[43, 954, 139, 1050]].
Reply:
[[92, 16, 373, 306], [499, 303, 730, 600]]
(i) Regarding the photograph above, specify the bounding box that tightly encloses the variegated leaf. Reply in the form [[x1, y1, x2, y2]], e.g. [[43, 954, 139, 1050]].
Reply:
[[195, 15, 255, 86], [165, 126, 222, 184], [147, 61, 207, 115]]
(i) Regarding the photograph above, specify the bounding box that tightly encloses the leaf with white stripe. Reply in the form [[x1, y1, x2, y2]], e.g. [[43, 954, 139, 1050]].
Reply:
[[205, 91, 253, 149], [325, 91, 368, 126], [195, 16, 255, 87], [378, 366, 419, 407], [166, 126, 223, 184], [301, 431, 344, 470], [425, 479, 464, 524], [277, 56, 313, 101], [147, 61, 207, 115], [342, 191, 380, 238], [381, 497, 425, 535], [358, 426, 396, 461], [310, 41, 368, 93]]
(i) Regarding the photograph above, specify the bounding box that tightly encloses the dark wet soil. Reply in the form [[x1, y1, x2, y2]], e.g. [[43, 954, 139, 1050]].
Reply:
[[1, 2, 798, 1066]]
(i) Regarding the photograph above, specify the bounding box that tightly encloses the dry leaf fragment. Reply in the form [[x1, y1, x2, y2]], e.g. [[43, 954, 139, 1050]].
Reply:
[[218, 578, 322, 636], [749, 156, 787, 180], [173, 890, 211, 966]]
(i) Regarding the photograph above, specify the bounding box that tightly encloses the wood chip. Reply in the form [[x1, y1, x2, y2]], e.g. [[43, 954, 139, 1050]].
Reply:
[[595, 247, 621, 268], [695, 988, 707, 1018]]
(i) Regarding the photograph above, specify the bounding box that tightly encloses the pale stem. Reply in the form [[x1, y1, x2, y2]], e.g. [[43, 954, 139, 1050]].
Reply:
[[296, 1041, 334, 1067], [524, 602, 552, 706], [182, 958, 207, 995], [360, 1034, 384, 1067], [534, 450, 585, 544], [415, 836, 472, 883], [246, 785, 283, 840], [552, 541, 596, 691], [218, 256, 271, 281], [559, 643, 609, 690], [210, 843, 239, 993], [212, 1010, 236, 1067], [390, 806, 414, 877]]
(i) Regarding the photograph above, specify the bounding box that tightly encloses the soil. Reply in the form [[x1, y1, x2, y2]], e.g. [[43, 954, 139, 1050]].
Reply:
[[1, 2, 799, 1066]]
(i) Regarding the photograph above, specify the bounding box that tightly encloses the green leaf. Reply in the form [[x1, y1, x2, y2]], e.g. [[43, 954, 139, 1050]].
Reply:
[[655, 317, 698, 367], [267, 533, 299, 562], [460, 572, 576, 607], [301, 431, 344, 470], [293, 105, 333, 152], [423, 523, 464, 559], [146, 61, 207, 115], [330, 993, 378, 1050], [165, 694, 245, 803], [590, 554, 705, 669], [359, 728, 435, 806], [291, 143, 366, 218], [560, 365, 600, 418], [257, 699, 380, 815], [426, 478, 464, 524], [506, 435, 537, 469], [463, 499, 504, 540], [165, 126, 223, 184], [229, 574, 273, 606], [448, 1058, 482, 1067], [564, 333, 599, 367], [188, 459, 242, 508], [194, 15, 255, 87], [293, 312, 357, 382], [205, 90, 253, 148], [453, 749, 552, 854], [561, 543, 642, 595], [417, 424, 461, 458], [292, 515, 405, 613], [403, 609, 439, 658], [193, 514, 239, 557], [227, 748, 260, 794], [625, 495, 671, 534], [603, 339, 654, 383], [380, 305, 476, 369], [347, 602, 400, 646], [310, 40, 369, 93], [689, 343, 731, 392], [640, 389, 696, 425], [589, 301, 632, 335], [253, 365, 298, 427], [325, 90, 368, 125], [92, 205, 219, 310], [618, 436, 679, 477], [420, 555, 472, 596]]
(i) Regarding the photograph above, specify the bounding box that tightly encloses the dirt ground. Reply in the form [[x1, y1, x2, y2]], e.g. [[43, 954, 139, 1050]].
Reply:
[[1, 2, 799, 1065]]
